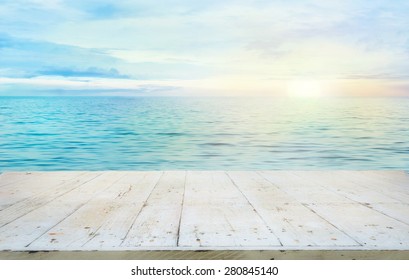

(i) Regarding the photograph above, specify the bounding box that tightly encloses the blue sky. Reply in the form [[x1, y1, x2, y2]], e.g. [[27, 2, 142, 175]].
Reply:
[[1, 0, 409, 96]]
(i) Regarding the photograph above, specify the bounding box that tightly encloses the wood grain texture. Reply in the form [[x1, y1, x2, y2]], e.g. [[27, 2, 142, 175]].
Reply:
[[178, 171, 281, 247], [227, 171, 359, 247], [0, 171, 408, 251]]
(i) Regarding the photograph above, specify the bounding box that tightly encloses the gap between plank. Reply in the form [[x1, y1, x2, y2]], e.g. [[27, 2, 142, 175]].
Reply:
[[290, 172, 409, 228], [25, 172, 127, 248], [119, 171, 165, 246], [80, 172, 150, 247], [225, 171, 283, 246], [0, 172, 101, 228], [256, 171, 362, 246], [176, 171, 187, 247]]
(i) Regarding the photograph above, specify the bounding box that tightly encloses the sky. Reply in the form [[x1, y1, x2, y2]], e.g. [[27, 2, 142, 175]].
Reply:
[[1, 0, 409, 96]]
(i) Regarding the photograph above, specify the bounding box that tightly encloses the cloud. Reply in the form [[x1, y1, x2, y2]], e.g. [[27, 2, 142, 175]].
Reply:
[[1, 1, 409, 95], [0, 33, 129, 78], [0, 76, 181, 96], [0, 32, 210, 83], [84, 3, 123, 19], [36, 67, 129, 79]]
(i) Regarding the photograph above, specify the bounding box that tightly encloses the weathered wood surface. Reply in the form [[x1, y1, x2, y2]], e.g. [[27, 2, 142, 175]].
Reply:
[[0, 171, 408, 251]]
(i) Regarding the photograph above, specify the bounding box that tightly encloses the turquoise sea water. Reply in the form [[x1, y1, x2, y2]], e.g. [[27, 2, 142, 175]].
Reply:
[[0, 96, 408, 171]]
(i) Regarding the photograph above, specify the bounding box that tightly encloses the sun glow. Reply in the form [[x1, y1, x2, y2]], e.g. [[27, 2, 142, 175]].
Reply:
[[287, 80, 326, 98]]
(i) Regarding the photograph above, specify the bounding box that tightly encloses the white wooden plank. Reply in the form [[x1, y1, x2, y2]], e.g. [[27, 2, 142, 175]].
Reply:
[[0, 172, 100, 226], [0, 172, 41, 188], [119, 171, 186, 248], [292, 171, 409, 226], [0, 171, 86, 210], [77, 171, 166, 249], [30, 172, 175, 250], [365, 203, 409, 225], [28, 171, 164, 249], [308, 202, 409, 247], [178, 171, 281, 247], [81, 171, 163, 248], [293, 171, 403, 204], [0, 170, 409, 252], [337, 171, 409, 199], [259, 171, 352, 204], [0, 171, 81, 188], [0, 171, 125, 250], [227, 171, 359, 247], [354, 171, 409, 186]]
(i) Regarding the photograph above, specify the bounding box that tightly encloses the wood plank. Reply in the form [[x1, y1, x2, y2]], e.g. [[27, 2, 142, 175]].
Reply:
[[0, 172, 41, 188], [119, 171, 186, 248], [339, 171, 409, 204], [365, 203, 409, 225], [178, 171, 281, 247], [0, 171, 125, 250], [28, 171, 165, 249], [0, 171, 81, 188], [30, 172, 159, 249], [0, 171, 86, 210], [259, 171, 352, 204], [292, 171, 409, 226], [227, 171, 359, 247], [0, 170, 409, 252], [80, 171, 164, 248], [0, 172, 100, 226], [293, 171, 404, 204], [336, 171, 409, 201], [353, 171, 409, 187], [307, 202, 409, 247]]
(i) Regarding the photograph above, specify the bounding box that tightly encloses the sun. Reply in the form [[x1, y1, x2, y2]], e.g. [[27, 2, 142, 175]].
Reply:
[[287, 80, 325, 98]]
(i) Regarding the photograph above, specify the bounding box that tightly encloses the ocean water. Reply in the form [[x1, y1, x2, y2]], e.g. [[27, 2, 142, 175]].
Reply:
[[0, 96, 408, 171]]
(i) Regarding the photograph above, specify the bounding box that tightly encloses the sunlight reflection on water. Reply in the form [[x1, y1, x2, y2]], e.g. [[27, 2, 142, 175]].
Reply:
[[1, 96, 408, 171]]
